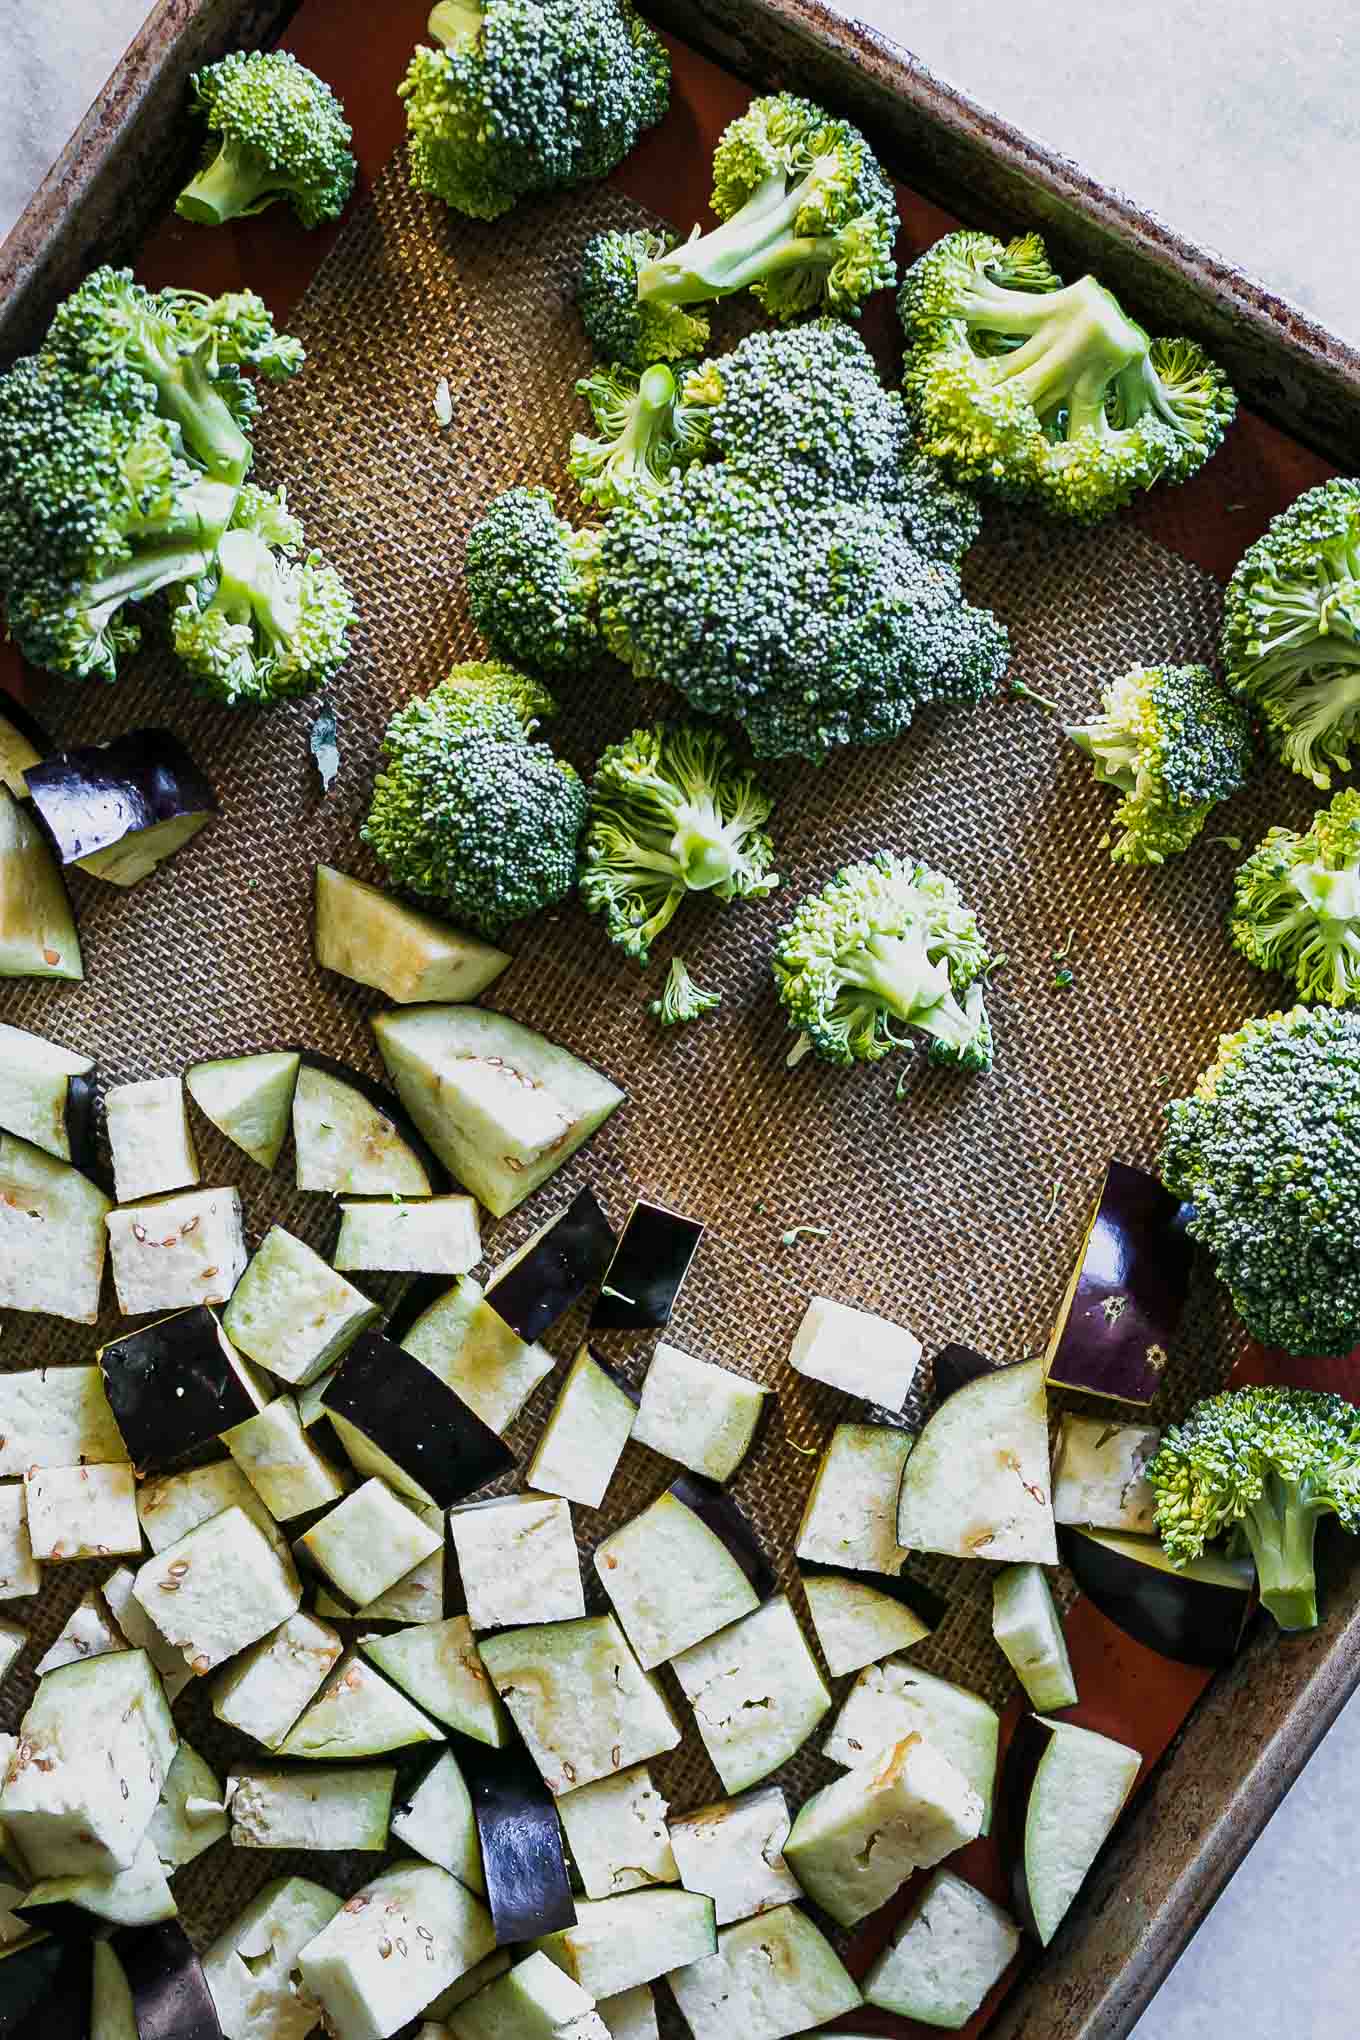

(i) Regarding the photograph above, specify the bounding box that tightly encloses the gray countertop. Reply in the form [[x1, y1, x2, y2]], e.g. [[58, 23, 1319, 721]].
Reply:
[[0, 5, 1353, 2035]]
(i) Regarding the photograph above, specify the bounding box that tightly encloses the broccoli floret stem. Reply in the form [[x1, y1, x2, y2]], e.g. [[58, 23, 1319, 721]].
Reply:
[[130, 326, 252, 481], [837, 930, 949, 1023], [428, 0, 482, 44], [207, 527, 297, 640], [1241, 1475, 1323, 1630], [636, 168, 853, 305], [984, 279, 1146, 433], [177, 146, 284, 226]]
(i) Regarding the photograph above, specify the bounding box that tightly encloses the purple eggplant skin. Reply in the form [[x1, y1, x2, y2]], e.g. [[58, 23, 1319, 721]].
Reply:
[[293, 1047, 449, 1195], [932, 1343, 1005, 1401], [1, 1938, 86, 2034], [9, 1896, 112, 1942], [995, 1710, 1059, 1943], [99, 1306, 260, 1472], [1059, 1526, 1252, 1670], [1046, 1161, 1194, 1406], [588, 1201, 705, 1332], [669, 1472, 777, 1600], [485, 1188, 617, 1342], [111, 1923, 224, 2040], [458, 1733, 576, 1943], [24, 728, 216, 865], [798, 1559, 948, 1633], [51, 1065, 98, 1177], [322, 1331, 514, 1506]]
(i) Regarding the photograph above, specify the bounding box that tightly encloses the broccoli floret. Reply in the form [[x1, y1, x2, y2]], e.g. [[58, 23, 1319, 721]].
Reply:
[[580, 721, 778, 963], [1221, 478, 1360, 788], [649, 955, 722, 1024], [1228, 790, 1360, 1006], [464, 485, 602, 677], [599, 461, 1007, 761], [1161, 1005, 1360, 1359], [577, 229, 711, 370], [899, 230, 1235, 523], [0, 266, 302, 682], [1148, 1387, 1360, 1631], [170, 486, 355, 705], [771, 850, 995, 1072], [362, 659, 586, 936], [177, 49, 355, 228], [1065, 663, 1254, 865], [399, 0, 668, 220], [569, 362, 708, 514], [635, 93, 897, 321]]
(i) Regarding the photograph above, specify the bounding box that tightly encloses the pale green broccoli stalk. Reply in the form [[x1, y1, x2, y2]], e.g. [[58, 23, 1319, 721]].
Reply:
[[177, 49, 355, 228], [636, 93, 898, 321], [577, 228, 711, 369], [1065, 663, 1254, 865], [464, 486, 603, 676], [899, 230, 1235, 523], [569, 362, 708, 514], [1148, 1387, 1360, 1631], [580, 721, 778, 964], [362, 659, 586, 936], [1161, 1005, 1360, 1358], [170, 485, 355, 705], [772, 850, 994, 1072], [1221, 478, 1360, 788], [400, 0, 668, 221], [650, 955, 722, 1024], [1229, 790, 1360, 1006]]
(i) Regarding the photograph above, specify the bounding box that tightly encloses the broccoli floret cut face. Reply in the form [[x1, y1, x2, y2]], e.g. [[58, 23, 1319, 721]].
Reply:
[[899, 230, 1236, 523], [577, 229, 712, 370], [1160, 1005, 1360, 1360], [636, 92, 897, 321], [170, 488, 355, 706], [400, 0, 668, 221], [772, 849, 995, 1073], [1065, 663, 1254, 865], [1148, 1387, 1360, 1631], [1229, 790, 1360, 1007], [362, 659, 587, 937], [569, 362, 708, 514], [465, 485, 603, 677], [1221, 478, 1360, 789], [650, 955, 722, 1024], [580, 721, 779, 963], [599, 461, 1008, 761], [178, 49, 356, 228]]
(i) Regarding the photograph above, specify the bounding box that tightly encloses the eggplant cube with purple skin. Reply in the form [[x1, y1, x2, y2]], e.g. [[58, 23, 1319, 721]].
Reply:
[[1002, 1715, 1141, 1945], [300, 1478, 443, 1609], [360, 1615, 509, 1748], [483, 1187, 617, 1343], [0, 1021, 96, 1166], [98, 1307, 268, 1471], [396, 1275, 556, 1437], [0, 786, 83, 981], [24, 728, 216, 887], [896, 1355, 1057, 1564], [1044, 1160, 1193, 1406], [223, 1225, 382, 1389], [787, 1296, 922, 1410]]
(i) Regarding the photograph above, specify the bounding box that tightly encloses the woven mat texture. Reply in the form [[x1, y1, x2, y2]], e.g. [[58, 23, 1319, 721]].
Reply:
[[0, 150, 1316, 1988]]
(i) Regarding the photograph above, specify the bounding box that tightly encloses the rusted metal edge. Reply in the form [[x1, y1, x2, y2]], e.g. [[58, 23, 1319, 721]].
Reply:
[[648, 0, 1360, 467], [0, 0, 293, 360]]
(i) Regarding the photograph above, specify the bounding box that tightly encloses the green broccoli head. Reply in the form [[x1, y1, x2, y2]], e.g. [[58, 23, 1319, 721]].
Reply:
[[1161, 1005, 1360, 1359], [169, 486, 355, 706], [899, 230, 1235, 523], [1221, 478, 1360, 789], [362, 659, 586, 936], [569, 362, 708, 514], [399, 0, 668, 221], [465, 485, 603, 677], [576, 229, 712, 370], [772, 849, 995, 1072], [0, 267, 303, 682], [177, 49, 356, 229], [1229, 790, 1360, 1006], [1148, 1386, 1360, 1631], [599, 460, 1008, 761], [636, 92, 897, 321], [1065, 663, 1254, 865], [580, 720, 779, 964], [649, 955, 722, 1025]]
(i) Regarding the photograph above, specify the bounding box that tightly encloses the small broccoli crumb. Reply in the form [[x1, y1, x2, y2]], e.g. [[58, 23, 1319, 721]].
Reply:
[[648, 956, 722, 1026], [780, 1224, 831, 1247]]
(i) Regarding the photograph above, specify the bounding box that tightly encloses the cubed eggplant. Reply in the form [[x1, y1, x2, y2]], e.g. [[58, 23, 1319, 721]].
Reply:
[[391, 1275, 555, 1436], [589, 1201, 705, 1332], [321, 1332, 514, 1508], [10, 1836, 175, 1937], [800, 1561, 946, 1679], [185, 1050, 299, 1171], [0, 1022, 96, 1169], [315, 864, 512, 1005], [0, 701, 47, 799], [667, 1474, 777, 1600], [293, 1051, 441, 1196], [484, 1188, 617, 1342], [527, 1346, 638, 1509], [631, 1344, 770, 1484], [594, 1487, 765, 1668], [1044, 1160, 1194, 1405], [997, 1713, 1141, 1946], [673, 1596, 832, 1797], [1, 1938, 90, 2036], [109, 1921, 224, 2040], [24, 729, 216, 886], [1059, 1524, 1254, 1668], [0, 786, 83, 980], [99, 1307, 267, 1471], [896, 1355, 1057, 1565], [463, 1737, 577, 1943], [0, 1136, 110, 1321]]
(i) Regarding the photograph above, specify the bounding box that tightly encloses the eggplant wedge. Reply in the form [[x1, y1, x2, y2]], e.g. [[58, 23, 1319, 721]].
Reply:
[[322, 1331, 514, 1508], [25, 729, 216, 886], [484, 1187, 616, 1342], [0, 701, 47, 799], [997, 1713, 1141, 1946], [109, 1921, 224, 2040], [1044, 1160, 1194, 1405], [0, 786, 82, 979], [186, 1050, 299, 1170], [464, 1738, 576, 1943], [314, 864, 511, 1005], [896, 1354, 1057, 1564], [590, 1200, 705, 1332], [1060, 1524, 1254, 1667], [0, 1021, 96, 1167], [293, 1052, 439, 1196]]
